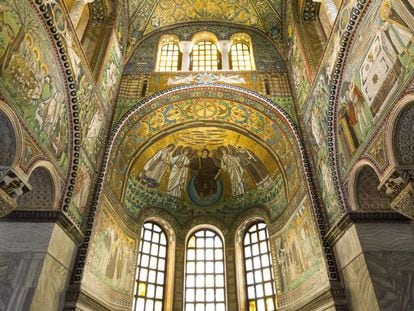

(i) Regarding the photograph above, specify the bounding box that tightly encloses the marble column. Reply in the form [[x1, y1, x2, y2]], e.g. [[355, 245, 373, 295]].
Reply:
[[217, 40, 231, 70], [0, 166, 31, 218], [179, 41, 191, 71], [69, 0, 94, 29]]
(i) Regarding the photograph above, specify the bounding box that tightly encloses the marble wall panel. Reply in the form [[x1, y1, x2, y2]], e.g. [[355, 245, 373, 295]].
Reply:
[[333, 224, 363, 270], [0, 252, 44, 311], [0, 222, 77, 310], [30, 254, 71, 311], [355, 223, 414, 252], [365, 251, 414, 310], [0, 222, 54, 253], [340, 254, 380, 311], [47, 224, 77, 270]]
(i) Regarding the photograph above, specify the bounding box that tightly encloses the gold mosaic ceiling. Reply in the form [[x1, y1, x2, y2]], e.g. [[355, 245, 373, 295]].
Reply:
[[128, 0, 281, 37]]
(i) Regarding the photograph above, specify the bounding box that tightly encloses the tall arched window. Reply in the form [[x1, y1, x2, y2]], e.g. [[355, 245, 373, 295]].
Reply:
[[190, 41, 221, 71], [133, 222, 168, 311], [243, 222, 276, 311], [184, 228, 226, 311], [230, 43, 252, 70]]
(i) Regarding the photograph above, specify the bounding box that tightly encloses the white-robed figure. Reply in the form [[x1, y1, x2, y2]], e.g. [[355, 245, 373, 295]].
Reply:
[[218, 146, 245, 196], [139, 144, 175, 188], [167, 147, 192, 197]]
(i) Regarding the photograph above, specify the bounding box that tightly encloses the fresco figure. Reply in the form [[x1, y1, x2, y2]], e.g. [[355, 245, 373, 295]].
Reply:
[[167, 146, 192, 197], [138, 143, 175, 188], [191, 148, 221, 198], [218, 146, 245, 196]]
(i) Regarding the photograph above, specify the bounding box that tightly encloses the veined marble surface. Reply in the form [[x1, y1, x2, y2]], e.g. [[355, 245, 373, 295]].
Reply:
[[0, 222, 77, 311]]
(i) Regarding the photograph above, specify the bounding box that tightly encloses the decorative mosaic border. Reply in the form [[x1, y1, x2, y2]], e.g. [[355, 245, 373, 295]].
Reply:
[[327, 0, 371, 220], [32, 0, 81, 228]]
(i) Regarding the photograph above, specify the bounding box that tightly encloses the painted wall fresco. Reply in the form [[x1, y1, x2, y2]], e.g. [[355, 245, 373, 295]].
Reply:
[[84, 197, 136, 298], [337, 0, 414, 173], [274, 197, 328, 308], [0, 0, 69, 173]]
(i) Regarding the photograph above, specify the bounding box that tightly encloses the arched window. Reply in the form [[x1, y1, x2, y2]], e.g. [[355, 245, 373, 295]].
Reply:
[[190, 41, 221, 71], [230, 33, 254, 71], [184, 228, 226, 311], [230, 43, 252, 70], [159, 43, 181, 72], [133, 222, 168, 311], [243, 222, 276, 311]]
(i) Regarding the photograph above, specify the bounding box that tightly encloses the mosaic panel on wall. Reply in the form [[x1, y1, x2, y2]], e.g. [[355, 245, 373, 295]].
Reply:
[[302, 0, 358, 226], [83, 197, 136, 308], [273, 197, 328, 309], [337, 0, 414, 173], [39, 0, 123, 224], [0, 0, 69, 173]]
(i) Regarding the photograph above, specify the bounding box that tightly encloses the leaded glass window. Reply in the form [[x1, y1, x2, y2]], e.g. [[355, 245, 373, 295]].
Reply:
[[243, 222, 276, 311], [159, 43, 181, 71], [230, 43, 252, 70], [133, 222, 168, 311], [190, 41, 220, 71], [184, 229, 226, 311]]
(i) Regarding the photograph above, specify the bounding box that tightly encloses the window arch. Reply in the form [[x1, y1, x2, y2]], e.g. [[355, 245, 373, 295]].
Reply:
[[133, 222, 168, 311], [230, 33, 254, 71], [157, 35, 182, 72], [184, 228, 226, 311], [243, 222, 276, 311]]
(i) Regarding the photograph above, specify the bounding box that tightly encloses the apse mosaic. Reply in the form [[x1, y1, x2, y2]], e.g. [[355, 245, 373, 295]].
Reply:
[[107, 93, 303, 211], [124, 126, 286, 214]]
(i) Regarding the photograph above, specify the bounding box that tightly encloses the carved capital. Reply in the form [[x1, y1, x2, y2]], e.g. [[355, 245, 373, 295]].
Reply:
[[390, 182, 414, 219], [0, 166, 31, 217]]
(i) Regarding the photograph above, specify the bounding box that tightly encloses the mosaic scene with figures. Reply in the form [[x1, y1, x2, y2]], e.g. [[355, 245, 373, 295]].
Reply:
[[0, 0, 413, 311]]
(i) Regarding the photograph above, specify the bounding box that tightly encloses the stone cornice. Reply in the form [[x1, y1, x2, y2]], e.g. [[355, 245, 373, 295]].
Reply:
[[0, 209, 84, 245]]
